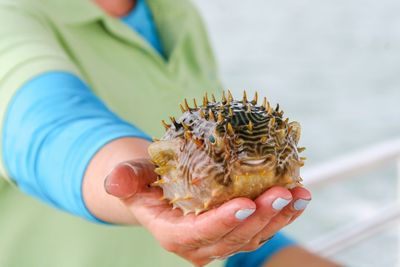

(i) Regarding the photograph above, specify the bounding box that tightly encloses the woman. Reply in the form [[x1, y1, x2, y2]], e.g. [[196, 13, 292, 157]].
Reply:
[[0, 0, 339, 266]]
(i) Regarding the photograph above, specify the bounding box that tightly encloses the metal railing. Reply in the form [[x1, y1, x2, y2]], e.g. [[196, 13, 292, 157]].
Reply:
[[303, 138, 400, 257]]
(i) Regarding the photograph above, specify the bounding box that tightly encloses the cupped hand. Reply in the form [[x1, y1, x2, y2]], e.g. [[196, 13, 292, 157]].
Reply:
[[104, 159, 311, 267]]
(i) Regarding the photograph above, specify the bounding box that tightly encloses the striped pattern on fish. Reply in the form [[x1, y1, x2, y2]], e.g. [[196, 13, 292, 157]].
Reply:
[[148, 91, 305, 215]]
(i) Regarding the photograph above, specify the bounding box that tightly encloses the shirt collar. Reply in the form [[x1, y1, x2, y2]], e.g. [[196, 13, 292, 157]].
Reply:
[[43, 0, 105, 25], [43, 0, 189, 63]]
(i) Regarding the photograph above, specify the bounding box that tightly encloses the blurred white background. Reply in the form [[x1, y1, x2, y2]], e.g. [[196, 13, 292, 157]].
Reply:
[[192, 0, 400, 266]]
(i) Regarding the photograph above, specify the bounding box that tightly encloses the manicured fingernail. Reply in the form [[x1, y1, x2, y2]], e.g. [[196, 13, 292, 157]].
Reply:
[[272, 198, 291, 211], [293, 199, 310, 211], [235, 208, 256, 220], [104, 164, 137, 198]]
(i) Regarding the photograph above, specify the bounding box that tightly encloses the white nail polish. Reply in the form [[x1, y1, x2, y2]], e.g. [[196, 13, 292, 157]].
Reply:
[[272, 198, 291, 211], [294, 199, 310, 211], [235, 208, 256, 220]]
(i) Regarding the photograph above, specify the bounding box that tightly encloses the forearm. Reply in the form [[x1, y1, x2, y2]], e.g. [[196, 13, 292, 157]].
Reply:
[[263, 246, 342, 267], [3, 72, 151, 222], [83, 137, 151, 225]]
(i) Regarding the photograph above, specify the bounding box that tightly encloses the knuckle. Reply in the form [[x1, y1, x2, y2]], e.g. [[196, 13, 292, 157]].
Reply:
[[240, 237, 261, 252], [220, 216, 238, 229], [181, 233, 214, 248], [178, 236, 196, 248], [193, 229, 219, 246], [196, 235, 217, 247], [273, 210, 293, 225], [282, 207, 296, 218], [160, 240, 179, 253], [208, 247, 234, 261], [243, 242, 260, 252], [256, 212, 274, 222], [224, 234, 251, 246], [252, 209, 276, 223]]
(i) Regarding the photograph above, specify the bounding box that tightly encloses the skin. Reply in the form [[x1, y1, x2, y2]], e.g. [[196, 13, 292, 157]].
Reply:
[[83, 138, 340, 267], [84, 1, 343, 266], [94, 0, 136, 17], [263, 246, 341, 267]]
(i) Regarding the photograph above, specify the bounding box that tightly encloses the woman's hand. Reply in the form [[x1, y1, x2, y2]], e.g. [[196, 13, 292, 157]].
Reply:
[[83, 137, 311, 266], [104, 159, 311, 267]]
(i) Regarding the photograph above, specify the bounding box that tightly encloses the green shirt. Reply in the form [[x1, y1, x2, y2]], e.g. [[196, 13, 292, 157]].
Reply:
[[0, 0, 222, 266]]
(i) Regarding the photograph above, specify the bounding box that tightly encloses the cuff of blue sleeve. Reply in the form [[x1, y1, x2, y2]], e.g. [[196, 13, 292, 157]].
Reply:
[[70, 123, 152, 224], [225, 232, 297, 267]]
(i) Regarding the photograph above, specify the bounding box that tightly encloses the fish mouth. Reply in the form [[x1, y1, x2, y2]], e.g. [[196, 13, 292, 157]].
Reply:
[[241, 157, 269, 166]]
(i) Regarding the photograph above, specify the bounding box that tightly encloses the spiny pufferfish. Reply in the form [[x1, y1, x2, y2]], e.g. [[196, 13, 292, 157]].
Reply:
[[148, 91, 305, 215]]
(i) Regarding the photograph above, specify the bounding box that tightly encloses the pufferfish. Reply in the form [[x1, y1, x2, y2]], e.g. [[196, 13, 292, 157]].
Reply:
[[148, 91, 305, 215]]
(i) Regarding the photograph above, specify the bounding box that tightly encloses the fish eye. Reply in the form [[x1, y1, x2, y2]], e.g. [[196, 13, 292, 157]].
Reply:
[[208, 135, 216, 144]]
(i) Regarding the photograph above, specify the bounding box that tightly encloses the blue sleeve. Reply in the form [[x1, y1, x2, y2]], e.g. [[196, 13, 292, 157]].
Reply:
[[2, 71, 151, 223], [225, 232, 296, 267]]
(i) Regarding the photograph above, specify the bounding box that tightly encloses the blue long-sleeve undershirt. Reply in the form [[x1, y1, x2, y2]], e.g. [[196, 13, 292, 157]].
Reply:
[[3, 72, 151, 222], [1, 0, 295, 265], [226, 232, 296, 266]]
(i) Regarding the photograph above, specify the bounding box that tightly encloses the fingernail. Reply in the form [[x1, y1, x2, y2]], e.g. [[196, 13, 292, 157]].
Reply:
[[272, 198, 291, 211], [103, 164, 137, 198], [104, 175, 111, 194], [293, 199, 310, 211], [235, 208, 256, 220]]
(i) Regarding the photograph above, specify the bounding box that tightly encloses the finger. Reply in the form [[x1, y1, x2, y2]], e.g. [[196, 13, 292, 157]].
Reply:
[[104, 159, 157, 199], [288, 186, 312, 224], [258, 186, 311, 240], [187, 197, 256, 247], [215, 187, 310, 256], [142, 197, 257, 259], [195, 186, 292, 257]]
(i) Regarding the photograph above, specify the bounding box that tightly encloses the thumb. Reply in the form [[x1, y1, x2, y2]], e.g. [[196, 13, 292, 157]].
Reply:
[[104, 159, 157, 199]]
